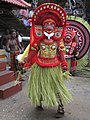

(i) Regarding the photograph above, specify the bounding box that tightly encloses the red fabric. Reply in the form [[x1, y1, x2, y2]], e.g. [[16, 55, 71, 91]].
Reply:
[[28, 19, 32, 22], [36, 56, 60, 67], [25, 50, 37, 63], [20, 52, 37, 69], [25, 3, 67, 68], [19, 55, 36, 69], [32, 3, 66, 27], [24, 56, 36, 68], [61, 61, 68, 71], [29, 27, 34, 46], [10, 51, 20, 71], [58, 50, 66, 62], [70, 58, 77, 72], [58, 50, 68, 70]]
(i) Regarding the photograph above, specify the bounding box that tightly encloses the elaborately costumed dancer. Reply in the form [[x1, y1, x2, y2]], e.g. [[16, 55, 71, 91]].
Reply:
[[64, 16, 90, 73], [63, 29, 78, 75], [18, 3, 72, 118]]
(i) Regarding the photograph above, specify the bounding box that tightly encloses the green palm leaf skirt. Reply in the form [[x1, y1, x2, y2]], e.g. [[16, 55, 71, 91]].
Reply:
[[28, 63, 72, 107]]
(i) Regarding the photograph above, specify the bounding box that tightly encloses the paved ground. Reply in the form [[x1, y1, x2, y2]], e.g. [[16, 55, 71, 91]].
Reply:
[[0, 70, 90, 120]]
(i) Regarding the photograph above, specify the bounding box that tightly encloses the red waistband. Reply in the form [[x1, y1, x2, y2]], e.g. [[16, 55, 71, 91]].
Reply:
[[36, 55, 60, 67]]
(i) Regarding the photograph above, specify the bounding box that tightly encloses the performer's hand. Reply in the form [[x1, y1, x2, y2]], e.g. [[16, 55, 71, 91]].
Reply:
[[23, 56, 28, 63], [19, 61, 25, 66], [19, 57, 30, 70], [61, 61, 68, 71], [73, 51, 79, 58], [63, 71, 71, 80], [19, 61, 29, 70], [23, 64, 30, 70], [62, 65, 68, 72], [10, 51, 14, 54], [19, 49, 24, 54], [75, 52, 79, 57], [11, 50, 20, 55]]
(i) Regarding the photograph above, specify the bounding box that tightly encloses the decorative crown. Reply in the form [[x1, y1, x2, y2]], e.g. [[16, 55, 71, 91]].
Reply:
[[32, 3, 66, 27]]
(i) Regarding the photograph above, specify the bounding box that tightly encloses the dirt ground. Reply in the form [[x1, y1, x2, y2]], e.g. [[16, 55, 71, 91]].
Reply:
[[0, 69, 90, 120]]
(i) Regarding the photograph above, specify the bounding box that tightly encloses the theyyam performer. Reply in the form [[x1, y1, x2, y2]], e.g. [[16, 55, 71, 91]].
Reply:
[[18, 3, 72, 118], [63, 29, 78, 75]]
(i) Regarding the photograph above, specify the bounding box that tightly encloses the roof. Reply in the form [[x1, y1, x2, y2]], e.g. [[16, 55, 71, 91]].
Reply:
[[1, 0, 31, 8]]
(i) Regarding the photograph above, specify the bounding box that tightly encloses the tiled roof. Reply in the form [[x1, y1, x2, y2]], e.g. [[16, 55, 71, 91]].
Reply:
[[1, 0, 31, 8]]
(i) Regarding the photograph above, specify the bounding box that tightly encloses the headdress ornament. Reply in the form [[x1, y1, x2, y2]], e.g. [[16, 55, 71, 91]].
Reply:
[[32, 3, 66, 27]]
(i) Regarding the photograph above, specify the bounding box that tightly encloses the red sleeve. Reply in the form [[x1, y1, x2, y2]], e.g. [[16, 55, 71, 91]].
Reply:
[[22, 50, 37, 68], [24, 50, 37, 63], [58, 49, 68, 71], [58, 49, 66, 62]]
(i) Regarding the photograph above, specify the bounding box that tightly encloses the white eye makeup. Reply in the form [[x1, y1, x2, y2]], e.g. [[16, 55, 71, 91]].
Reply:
[[51, 45, 56, 50], [36, 30, 42, 36], [41, 45, 46, 50], [55, 32, 61, 38]]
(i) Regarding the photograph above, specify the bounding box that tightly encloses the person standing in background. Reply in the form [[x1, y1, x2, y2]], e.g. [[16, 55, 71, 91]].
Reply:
[[1, 29, 11, 66], [6, 29, 24, 71]]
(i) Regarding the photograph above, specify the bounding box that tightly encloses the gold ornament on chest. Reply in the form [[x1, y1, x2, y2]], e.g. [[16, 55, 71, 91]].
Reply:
[[39, 42, 58, 58]]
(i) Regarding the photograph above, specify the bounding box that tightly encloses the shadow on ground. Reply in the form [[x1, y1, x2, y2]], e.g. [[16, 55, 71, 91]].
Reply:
[[74, 67, 90, 78]]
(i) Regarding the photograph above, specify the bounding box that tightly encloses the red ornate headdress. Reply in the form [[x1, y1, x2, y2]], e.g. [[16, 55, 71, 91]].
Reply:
[[32, 3, 66, 27], [29, 3, 67, 46]]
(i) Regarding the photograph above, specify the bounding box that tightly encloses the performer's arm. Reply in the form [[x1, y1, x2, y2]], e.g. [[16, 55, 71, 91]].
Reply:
[[6, 40, 10, 52], [24, 50, 37, 63], [58, 40, 68, 71], [24, 44, 38, 63], [58, 49, 68, 71]]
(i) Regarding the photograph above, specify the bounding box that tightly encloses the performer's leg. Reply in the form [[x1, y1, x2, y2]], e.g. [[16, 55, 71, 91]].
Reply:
[[55, 99, 64, 118], [57, 99, 64, 114], [10, 52, 16, 71], [70, 57, 77, 76], [36, 95, 44, 111]]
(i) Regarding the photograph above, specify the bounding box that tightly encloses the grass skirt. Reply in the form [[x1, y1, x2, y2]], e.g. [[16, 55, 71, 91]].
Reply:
[[28, 63, 72, 107]]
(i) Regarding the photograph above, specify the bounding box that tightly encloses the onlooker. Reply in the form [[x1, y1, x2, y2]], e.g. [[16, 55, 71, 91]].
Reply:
[[64, 2, 73, 15], [1, 29, 10, 65], [28, 8, 34, 19], [19, 9, 29, 18], [6, 29, 24, 71], [17, 31, 24, 51], [73, 2, 86, 18], [21, 16, 30, 26], [1, 29, 10, 49], [19, 9, 30, 27], [6, 29, 23, 52], [28, 7, 34, 28]]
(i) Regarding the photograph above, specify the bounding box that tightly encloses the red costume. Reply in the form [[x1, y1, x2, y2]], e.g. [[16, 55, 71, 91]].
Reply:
[[64, 29, 78, 75], [25, 4, 67, 69], [22, 3, 72, 118]]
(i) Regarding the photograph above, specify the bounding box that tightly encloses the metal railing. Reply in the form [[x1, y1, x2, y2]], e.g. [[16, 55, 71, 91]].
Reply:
[[22, 36, 30, 42]]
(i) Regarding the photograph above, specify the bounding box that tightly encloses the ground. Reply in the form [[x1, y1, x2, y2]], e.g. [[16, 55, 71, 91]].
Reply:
[[0, 69, 90, 120]]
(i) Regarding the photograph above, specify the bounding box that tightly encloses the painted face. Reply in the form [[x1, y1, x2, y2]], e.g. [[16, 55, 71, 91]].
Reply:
[[43, 19, 56, 33], [64, 36, 71, 44]]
